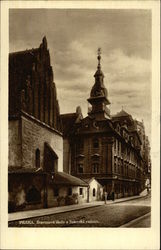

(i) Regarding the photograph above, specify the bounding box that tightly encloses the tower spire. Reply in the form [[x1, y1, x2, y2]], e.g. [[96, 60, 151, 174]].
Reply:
[[87, 49, 111, 120], [97, 48, 101, 70]]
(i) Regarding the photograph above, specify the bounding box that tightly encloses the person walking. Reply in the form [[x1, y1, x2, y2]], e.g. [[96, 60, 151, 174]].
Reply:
[[111, 191, 115, 202]]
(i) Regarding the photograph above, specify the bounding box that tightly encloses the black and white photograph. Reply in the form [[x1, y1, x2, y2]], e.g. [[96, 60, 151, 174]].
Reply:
[[0, 1, 160, 249]]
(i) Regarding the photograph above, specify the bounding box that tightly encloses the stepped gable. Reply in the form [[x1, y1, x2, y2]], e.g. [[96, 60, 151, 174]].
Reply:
[[9, 37, 62, 132]]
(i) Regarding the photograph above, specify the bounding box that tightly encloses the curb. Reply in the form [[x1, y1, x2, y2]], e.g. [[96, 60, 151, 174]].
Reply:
[[8, 203, 102, 222], [8, 195, 148, 222], [119, 212, 151, 227], [111, 194, 148, 205]]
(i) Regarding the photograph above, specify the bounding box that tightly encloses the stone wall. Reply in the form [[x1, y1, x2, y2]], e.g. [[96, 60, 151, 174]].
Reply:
[[8, 173, 45, 212], [21, 115, 63, 171], [63, 139, 71, 173], [9, 120, 22, 167], [47, 185, 88, 207]]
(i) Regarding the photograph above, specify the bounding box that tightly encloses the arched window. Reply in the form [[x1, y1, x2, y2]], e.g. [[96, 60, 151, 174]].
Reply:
[[93, 188, 96, 197], [26, 186, 41, 203], [35, 149, 40, 168]]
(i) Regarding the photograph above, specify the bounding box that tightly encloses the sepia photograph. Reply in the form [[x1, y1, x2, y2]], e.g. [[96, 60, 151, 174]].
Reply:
[[0, 1, 160, 249], [8, 8, 152, 228]]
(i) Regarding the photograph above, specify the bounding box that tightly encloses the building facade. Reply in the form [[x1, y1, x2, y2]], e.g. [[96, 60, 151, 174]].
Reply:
[[8, 37, 88, 212], [62, 51, 150, 199]]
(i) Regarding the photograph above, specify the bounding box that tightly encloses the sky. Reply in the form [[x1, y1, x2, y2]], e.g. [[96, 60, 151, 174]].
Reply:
[[9, 9, 151, 139]]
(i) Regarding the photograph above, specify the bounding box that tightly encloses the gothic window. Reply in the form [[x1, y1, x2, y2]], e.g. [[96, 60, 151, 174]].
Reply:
[[78, 164, 83, 173], [93, 188, 96, 197], [35, 148, 40, 168], [93, 138, 99, 148], [93, 163, 99, 173]]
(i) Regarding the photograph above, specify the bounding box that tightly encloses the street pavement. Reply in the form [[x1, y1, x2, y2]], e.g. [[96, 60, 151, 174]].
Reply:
[[120, 212, 151, 227], [8, 195, 146, 222], [8, 195, 151, 227]]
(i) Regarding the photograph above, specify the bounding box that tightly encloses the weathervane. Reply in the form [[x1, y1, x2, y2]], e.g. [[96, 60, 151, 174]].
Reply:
[[97, 47, 101, 69]]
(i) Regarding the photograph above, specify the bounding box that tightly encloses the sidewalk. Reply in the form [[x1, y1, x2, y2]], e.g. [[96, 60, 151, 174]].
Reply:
[[8, 195, 146, 222]]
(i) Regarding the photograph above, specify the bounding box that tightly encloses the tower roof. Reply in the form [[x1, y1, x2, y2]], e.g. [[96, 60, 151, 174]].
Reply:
[[90, 48, 109, 100]]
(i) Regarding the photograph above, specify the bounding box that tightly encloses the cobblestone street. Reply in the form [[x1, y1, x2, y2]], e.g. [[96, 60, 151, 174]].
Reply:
[[9, 195, 151, 227]]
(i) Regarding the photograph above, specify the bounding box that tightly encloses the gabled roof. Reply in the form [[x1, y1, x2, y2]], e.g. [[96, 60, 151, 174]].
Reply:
[[54, 172, 88, 186], [60, 113, 78, 137], [81, 177, 100, 185], [112, 109, 131, 118]]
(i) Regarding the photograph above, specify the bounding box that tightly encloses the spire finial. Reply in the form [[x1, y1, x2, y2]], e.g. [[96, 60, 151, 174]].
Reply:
[[97, 47, 101, 69]]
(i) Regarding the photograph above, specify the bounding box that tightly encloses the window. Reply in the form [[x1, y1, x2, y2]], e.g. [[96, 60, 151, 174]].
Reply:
[[114, 139, 116, 151], [93, 163, 99, 173], [26, 186, 41, 203], [78, 164, 83, 173], [117, 141, 120, 153], [121, 162, 123, 174], [68, 187, 72, 196], [118, 163, 120, 174], [79, 188, 83, 195], [93, 138, 99, 148], [53, 187, 59, 197], [77, 139, 84, 151], [114, 163, 117, 173], [93, 188, 96, 197], [35, 149, 40, 168]]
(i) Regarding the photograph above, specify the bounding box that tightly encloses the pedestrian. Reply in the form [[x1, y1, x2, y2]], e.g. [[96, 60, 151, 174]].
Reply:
[[111, 191, 115, 201], [104, 191, 107, 204]]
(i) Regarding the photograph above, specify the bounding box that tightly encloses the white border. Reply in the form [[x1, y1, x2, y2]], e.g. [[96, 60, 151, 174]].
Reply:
[[0, 1, 160, 249]]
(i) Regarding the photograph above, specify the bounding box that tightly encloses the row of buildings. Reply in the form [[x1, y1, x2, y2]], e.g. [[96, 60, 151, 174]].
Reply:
[[8, 37, 151, 212]]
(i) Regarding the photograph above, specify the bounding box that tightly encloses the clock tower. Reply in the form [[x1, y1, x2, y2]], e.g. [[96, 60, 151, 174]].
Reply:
[[87, 48, 110, 120]]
